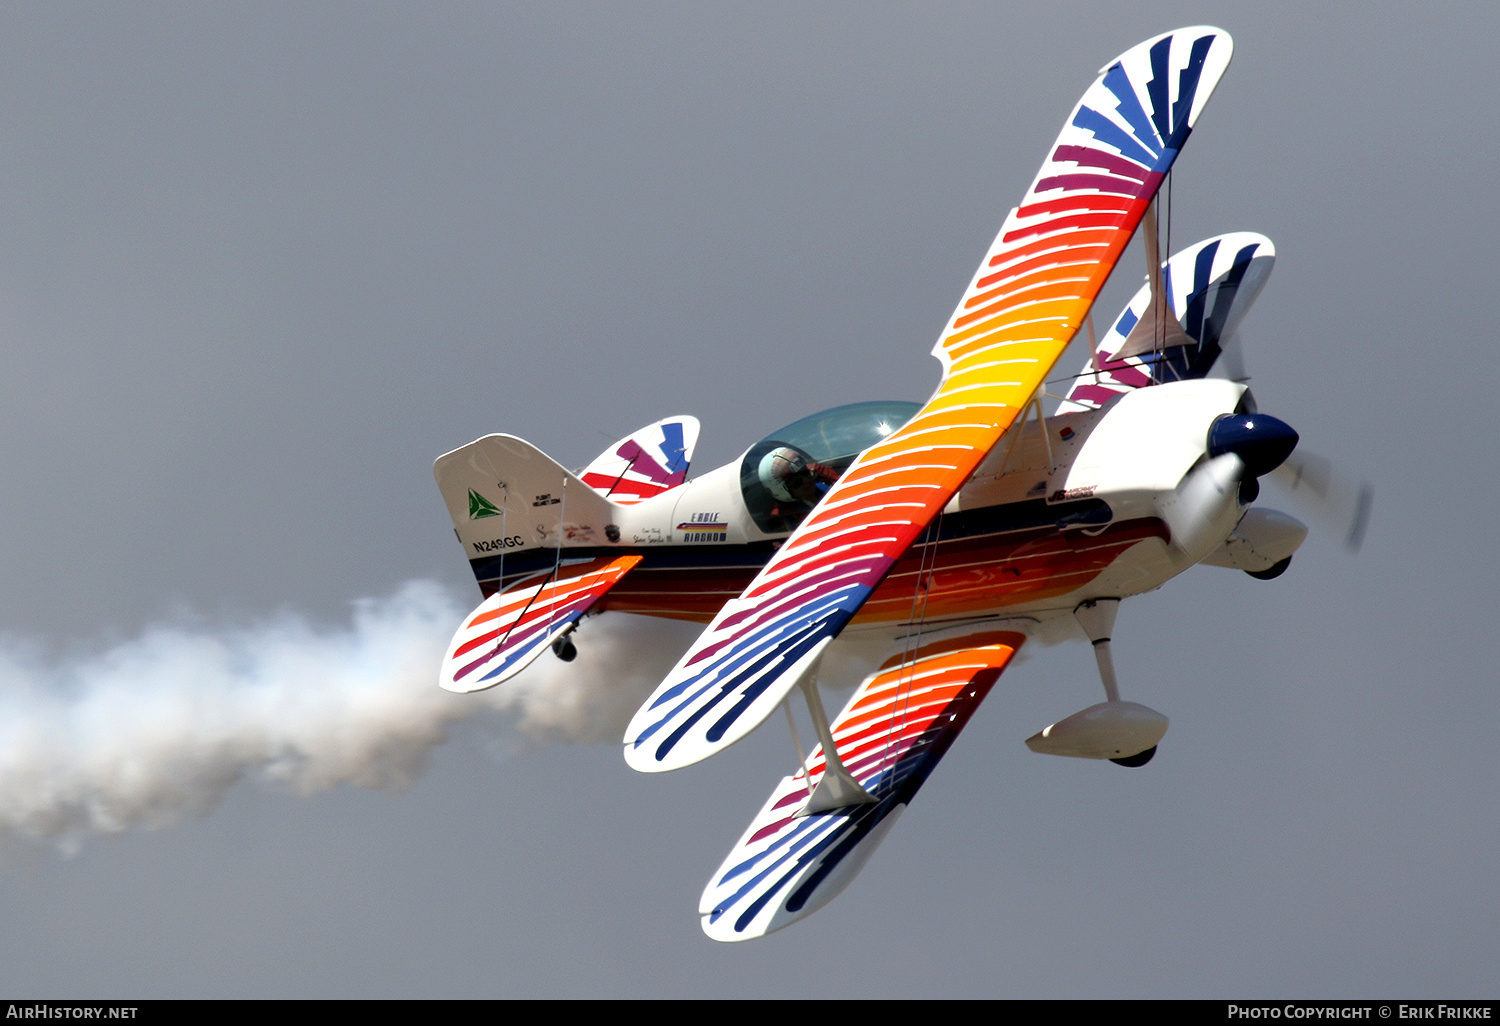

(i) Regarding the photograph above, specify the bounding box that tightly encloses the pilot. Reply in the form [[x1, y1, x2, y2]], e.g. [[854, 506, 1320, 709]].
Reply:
[[758, 445, 838, 514]]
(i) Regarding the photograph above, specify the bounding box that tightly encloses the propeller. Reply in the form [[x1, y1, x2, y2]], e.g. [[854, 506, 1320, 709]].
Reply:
[[1268, 451, 1373, 553], [1096, 218, 1372, 557], [1166, 410, 1300, 555], [1204, 333, 1373, 554]]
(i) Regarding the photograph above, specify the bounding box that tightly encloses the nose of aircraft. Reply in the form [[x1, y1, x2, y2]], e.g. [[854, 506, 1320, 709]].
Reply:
[[1207, 413, 1299, 479]]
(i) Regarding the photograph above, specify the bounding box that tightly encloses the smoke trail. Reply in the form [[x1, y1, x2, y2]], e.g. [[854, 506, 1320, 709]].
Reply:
[[0, 580, 695, 853]]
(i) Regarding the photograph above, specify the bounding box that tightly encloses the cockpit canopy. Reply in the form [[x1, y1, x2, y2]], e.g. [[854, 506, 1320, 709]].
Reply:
[[739, 400, 920, 534]]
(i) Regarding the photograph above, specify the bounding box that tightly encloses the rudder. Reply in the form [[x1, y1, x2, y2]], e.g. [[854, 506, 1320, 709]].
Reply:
[[434, 434, 622, 592]]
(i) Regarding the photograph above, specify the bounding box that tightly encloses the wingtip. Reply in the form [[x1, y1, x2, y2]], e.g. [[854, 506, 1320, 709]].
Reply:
[[620, 736, 682, 773], [1098, 24, 1233, 75]]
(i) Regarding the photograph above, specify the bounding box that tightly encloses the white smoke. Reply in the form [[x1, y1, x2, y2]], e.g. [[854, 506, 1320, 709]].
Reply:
[[0, 580, 695, 853]]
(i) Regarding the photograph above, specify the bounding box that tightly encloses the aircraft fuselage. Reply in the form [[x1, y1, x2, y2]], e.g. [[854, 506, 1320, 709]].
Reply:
[[463, 379, 1282, 638]]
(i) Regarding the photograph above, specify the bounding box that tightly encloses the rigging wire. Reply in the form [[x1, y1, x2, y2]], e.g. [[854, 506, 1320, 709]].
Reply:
[[496, 475, 569, 653]]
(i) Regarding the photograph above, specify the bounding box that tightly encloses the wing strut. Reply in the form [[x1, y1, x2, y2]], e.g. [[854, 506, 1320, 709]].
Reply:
[[796, 673, 876, 815], [1113, 197, 1195, 360]]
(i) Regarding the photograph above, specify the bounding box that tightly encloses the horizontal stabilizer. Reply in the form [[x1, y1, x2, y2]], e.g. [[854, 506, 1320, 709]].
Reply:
[[440, 555, 641, 693], [580, 415, 700, 505], [699, 628, 1024, 941]]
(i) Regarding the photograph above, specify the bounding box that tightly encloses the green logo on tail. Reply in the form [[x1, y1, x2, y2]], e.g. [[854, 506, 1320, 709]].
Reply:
[[468, 489, 503, 520]]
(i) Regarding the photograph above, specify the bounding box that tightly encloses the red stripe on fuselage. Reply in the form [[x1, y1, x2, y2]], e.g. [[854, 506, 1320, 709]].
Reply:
[[596, 518, 1167, 624]]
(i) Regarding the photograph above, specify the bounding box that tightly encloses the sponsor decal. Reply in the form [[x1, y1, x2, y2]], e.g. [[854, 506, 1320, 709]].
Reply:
[[1048, 485, 1097, 503], [677, 512, 728, 543], [467, 489, 503, 520], [534, 522, 596, 543], [532, 493, 562, 507]]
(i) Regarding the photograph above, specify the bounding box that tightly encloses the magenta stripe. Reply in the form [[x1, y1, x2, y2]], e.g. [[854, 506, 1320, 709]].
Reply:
[[1035, 172, 1148, 197], [746, 534, 894, 599], [1049, 144, 1151, 182]]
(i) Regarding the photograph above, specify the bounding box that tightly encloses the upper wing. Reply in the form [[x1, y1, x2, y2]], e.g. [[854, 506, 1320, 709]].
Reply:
[[440, 555, 641, 693], [623, 26, 1233, 772], [1057, 232, 1275, 412], [699, 627, 1026, 941]]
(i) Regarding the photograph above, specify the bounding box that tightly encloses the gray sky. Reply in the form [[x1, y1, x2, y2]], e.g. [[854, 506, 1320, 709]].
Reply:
[[0, 1, 1494, 998]]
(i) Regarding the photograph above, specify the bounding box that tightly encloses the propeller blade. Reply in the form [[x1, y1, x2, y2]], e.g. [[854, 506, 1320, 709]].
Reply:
[[1164, 452, 1244, 555], [1268, 452, 1373, 552]]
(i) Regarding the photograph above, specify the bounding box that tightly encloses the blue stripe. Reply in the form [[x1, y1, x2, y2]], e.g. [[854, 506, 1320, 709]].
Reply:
[[644, 587, 849, 715], [1183, 239, 1221, 342], [659, 422, 689, 475], [1098, 62, 1163, 159], [1147, 37, 1173, 143], [474, 631, 549, 682], [705, 627, 833, 743], [1070, 106, 1158, 169], [653, 586, 867, 757], [708, 815, 842, 925], [1166, 34, 1216, 150], [654, 623, 827, 758], [1185, 241, 1263, 378], [712, 711, 972, 929]]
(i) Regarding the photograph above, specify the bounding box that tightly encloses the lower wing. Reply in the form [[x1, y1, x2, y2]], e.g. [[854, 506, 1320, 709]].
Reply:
[[699, 625, 1026, 941]]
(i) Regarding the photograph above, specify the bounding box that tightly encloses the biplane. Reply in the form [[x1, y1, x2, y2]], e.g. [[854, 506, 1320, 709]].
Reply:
[[433, 26, 1367, 941]]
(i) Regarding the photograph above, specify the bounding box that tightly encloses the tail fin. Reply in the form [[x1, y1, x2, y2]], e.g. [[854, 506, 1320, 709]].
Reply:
[[434, 434, 623, 592], [1058, 232, 1274, 412], [579, 416, 699, 504]]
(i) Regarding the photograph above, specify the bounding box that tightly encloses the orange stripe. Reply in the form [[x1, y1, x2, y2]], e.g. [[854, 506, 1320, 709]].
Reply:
[[953, 278, 1093, 330], [982, 228, 1120, 273]]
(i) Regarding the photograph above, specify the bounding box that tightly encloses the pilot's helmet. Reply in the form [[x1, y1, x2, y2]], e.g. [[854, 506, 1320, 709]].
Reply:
[[758, 446, 817, 504]]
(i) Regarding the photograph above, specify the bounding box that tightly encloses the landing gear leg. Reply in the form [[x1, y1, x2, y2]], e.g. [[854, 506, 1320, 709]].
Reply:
[[1074, 599, 1159, 767], [1074, 599, 1121, 703]]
